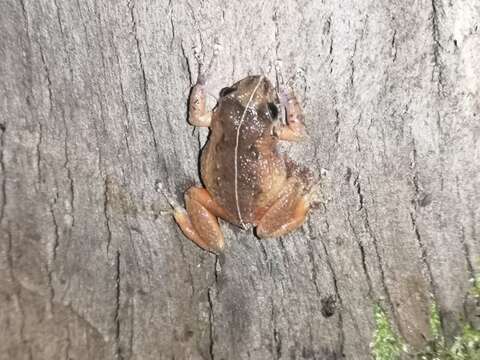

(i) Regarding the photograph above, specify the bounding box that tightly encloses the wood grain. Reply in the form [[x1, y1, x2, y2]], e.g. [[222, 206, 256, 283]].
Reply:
[[0, 1, 478, 359]]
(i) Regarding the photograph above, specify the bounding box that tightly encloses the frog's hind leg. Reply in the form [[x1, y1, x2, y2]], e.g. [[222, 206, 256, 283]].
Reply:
[[173, 186, 228, 253], [256, 178, 310, 238]]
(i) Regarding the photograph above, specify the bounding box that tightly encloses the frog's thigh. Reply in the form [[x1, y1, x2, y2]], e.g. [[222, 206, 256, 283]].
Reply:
[[173, 187, 225, 253], [256, 178, 309, 238]]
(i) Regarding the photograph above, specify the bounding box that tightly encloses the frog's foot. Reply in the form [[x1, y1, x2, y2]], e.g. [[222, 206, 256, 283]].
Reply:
[[256, 177, 310, 238], [189, 42, 221, 127], [172, 186, 228, 253], [274, 86, 306, 142]]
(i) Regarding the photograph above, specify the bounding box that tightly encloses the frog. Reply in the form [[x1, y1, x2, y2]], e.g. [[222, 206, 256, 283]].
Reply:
[[166, 54, 315, 253]]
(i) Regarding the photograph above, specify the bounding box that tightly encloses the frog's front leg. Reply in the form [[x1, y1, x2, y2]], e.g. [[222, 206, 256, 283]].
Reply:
[[188, 45, 220, 127], [275, 89, 306, 141], [189, 78, 212, 127], [173, 186, 228, 253], [255, 177, 310, 238]]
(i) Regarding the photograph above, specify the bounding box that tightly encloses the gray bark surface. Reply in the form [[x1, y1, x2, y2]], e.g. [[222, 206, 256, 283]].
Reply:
[[1, 0, 479, 359]]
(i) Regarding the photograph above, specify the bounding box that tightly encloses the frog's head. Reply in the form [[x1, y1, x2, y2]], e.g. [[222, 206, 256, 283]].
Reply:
[[219, 75, 280, 121]]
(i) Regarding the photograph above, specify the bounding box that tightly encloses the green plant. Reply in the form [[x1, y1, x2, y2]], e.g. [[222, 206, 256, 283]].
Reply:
[[470, 272, 480, 300], [371, 304, 404, 360], [448, 324, 480, 359], [371, 273, 480, 360]]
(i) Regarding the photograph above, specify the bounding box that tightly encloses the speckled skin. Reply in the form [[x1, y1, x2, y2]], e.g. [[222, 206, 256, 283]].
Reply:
[[201, 76, 290, 225], [172, 74, 312, 252]]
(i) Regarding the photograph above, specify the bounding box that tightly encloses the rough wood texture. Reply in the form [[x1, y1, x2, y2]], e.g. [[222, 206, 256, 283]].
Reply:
[[1, 1, 479, 359]]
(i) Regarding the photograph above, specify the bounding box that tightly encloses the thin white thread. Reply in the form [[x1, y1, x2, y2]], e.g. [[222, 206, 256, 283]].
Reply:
[[234, 76, 264, 228]]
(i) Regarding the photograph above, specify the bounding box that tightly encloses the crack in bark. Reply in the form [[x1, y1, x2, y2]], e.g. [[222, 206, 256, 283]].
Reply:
[[127, 298, 134, 360], [352, 113, 363, 153], [304, 221, 322, 297], [325, 15, 334, 74], [409, 211, 437, 290], [277, 237, 289, 266], [391, 29, 397, 62], [93, 0, 108, 79], [19, 0, 31, 43], [273, 7, 281, 65], [115, 251, 123, 360], [326, 96, 340, 165], [256, 236, 269, 263], [119, 183, 142, 284], [60, 108, 75, 227], [45, 0, 76, 226], [353, 173, 364, 211], [206, 254, 223, 359], [271, 303, 281, 359], [128, 222, 153, 291], [409, 133, 452, 332], [180, 42, 193, 85], [431, 0, 444, 95], [255, 240, 283, 358], [410, 139, 437, 297], [36, 40, 54, 187], [354, 174, 401, 333], [345, 211, 374, 299], [275, 237, 296, 286], [47, 203, 60, 315], [459, 223, 475, 320], [306, 238, 322, 297], [168, 0, 175, 49], [349, 40, 358, 89], [111, 40, 134, 172], [51, 0, 76, 83], [64, 326, 71, 360], [207, 285, 216, 360], [254, 238, 285, 359], [363, 206, 403, 333], [319, 236, 345, 357], [35, 123, 44, 185], [329, 36, 334, 74], [0, 124, 6, 224], [52, 0, 65, 38], [459, 224, 475, 280], [90, 89, 115, 259], [184, 0, 203, 44], [128, 0, 162, 168], [333, 108, 340, 145], [104, 177, 113, 255], [95, 83, 108, 142]]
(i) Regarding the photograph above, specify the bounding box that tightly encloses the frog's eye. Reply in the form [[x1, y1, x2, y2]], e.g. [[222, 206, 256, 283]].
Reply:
[[267, 102, 279, 119], [219, 86, 236, 97]]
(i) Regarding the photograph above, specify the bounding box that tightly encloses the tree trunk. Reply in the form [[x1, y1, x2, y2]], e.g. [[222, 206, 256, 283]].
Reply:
[[1, 1, 478, 359]]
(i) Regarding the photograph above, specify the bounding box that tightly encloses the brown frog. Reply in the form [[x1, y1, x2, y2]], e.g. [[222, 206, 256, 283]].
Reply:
[[168, 57, 315, 253]]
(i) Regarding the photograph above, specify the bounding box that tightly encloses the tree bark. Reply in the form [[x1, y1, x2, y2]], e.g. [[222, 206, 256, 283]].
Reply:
[[1, 0, 479, 359]]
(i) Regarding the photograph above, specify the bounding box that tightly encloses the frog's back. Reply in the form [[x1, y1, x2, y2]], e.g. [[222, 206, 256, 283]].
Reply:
[[200, 97, 287, 225]]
